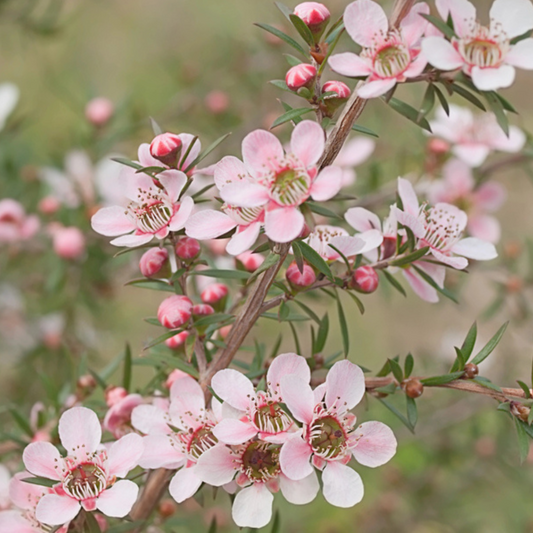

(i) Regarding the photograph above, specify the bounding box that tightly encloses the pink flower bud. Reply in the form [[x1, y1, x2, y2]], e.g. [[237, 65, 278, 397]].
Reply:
[[175, 237, 201, 261], [205, 90, 230, 114], [236, 251, 265, 272], [38, 196, 60, 215], [428, 138, 450, 154], [165, 331, 190, 351], [105, 386, 128, 407], [85, 97, 114, 127], [294, 2, 330, 38], [285, 64, 317, 91], [286, 261, 316, 289], [140, 247, 169, 278], [53, 227, 85, 260], [165, 368, 189, 388], [350, 266, 379, 294], [192, 304, 215, 317], [150, 133, 183, 167], [219, 325, 232, 340], [201, 283, 229, 305], [157, 295, 193, 329], [323, 81, 351, 99]]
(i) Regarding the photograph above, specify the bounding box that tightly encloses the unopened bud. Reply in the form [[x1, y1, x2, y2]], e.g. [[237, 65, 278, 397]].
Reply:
[[506, 275, 523, 294], [511, 401, 531, 423], [157, 295, 193, 329], [294, 2, 330, 41], [285, 64, 317, 92], [85, 97, 114, 127], [205, 90, 230, 114], [504, 241, 522, 259], [236, 251, 265, 272], [77, 374, 97, 395], [150, 133, 183, 167], [165, 368, 189, 388], [192, 304, 215, 318], [159, 498, 178, 518], [322, 81, 351, 115], [175, 237, 200, 261], [219, 325, 232, 340], [404, 379, 424, 399], [349, 266, 379, 294], [427, 138, 450, 155], [105, 386, 128, 407], [201, 283, 229, 306], [286, 261, 316, 290], [165, 331, 190, 351], [53, 227, 85, 260], [38, 196, 60, 215], [463, 363, 479, 379], [139, 247, 169, 278]]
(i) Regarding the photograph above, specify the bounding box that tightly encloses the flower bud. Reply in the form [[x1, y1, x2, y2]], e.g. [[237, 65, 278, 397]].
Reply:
[[427, 138, 450, 155], [139, 247, 169, 278], [192, 304, 215, 318], [205, 90, 230, 114], [219, 325, 232, 340], [285, 64, 317, 92], [463, 363, 479, 380], [286, 261, 316, 290], [53, 227, 85, 260], [349, 266, 379, 294], [511, 402, 531, 423], [159, 499, 178, 518], [404, 379, 424, 399], [105, 386, 128, 407], [322, 81, 351, 115], [85, 97, 114, 127], [150, 133, 183, 167], [175, 237, 200, 261], [294, 2, 331, 41], [201, 283, 229, 305], [38, 196, 60, 215], [157, 295, 193, 329], [236, 251, 265, 272], [165, 331, 190, 351]]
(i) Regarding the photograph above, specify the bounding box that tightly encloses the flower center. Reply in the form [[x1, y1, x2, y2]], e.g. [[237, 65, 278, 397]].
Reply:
[[269, 167, 310, 206], [187, 423, 218, 460], [421, 205, 463, 251], [131, 200, 173, 234], [253, 402, 293, 434], [241, 441, 280, 482], [309, 415, 347, 459], [223, 204, 263, 225], [373, 44, 411, 78], [63, 463, 107, 501], [456, 25, 509, 68]]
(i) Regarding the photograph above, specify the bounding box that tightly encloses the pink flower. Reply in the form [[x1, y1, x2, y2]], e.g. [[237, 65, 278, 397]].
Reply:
[[211, 353, 311, 445], [91, 170, 194, 247], [329, 0, 429, 98], [429, 105, 525, 167], [395, 177, 498, 270], [428, 158, 506, 243], [157, 295, 193, 329], [285, 64, 317, 91], [334, 136, 376, 187], [103, 393, 144, 439], [52, 227, 86, 260], [0, 200, 39, 244], [22, 407, 143, 526], [422, 0, 533, 91], [279, 360, 396, 507], [186, 121, 342, 248], [85, 98, 114, 127]]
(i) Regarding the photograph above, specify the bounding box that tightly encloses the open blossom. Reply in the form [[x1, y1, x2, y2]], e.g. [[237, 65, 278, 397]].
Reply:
[[329, 0, 429, 98], [334, 136, 375, 187], [279, 360, 397, 508], [422, 0, 533, 91], [186, 120, 343, 251], [22, 407, 143, 526], [211, 353, 311, 445], [0, 200, 39, 244], [395, 177, 498, 270], [103, 391, 144, 439], [428, 158, 506, 243], [429, 105, 525, 168], [91, 170, 194, 247]]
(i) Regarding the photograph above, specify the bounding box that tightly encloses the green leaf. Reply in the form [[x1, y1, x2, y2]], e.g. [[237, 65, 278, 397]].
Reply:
[[194, 313, 234, 328], [404, 353, 414, 379], [271, 107, 314, 129], [471, 376, 502, 393], [111, 157, 142, 170], [270, 80, 293, 93], [351, 123, 379, 138], [375, 383, 398, 395], [293, 300, 321, 324], [412, 265, 459, 304], [207, 516, 218, 533], [293, 240, 334, 280], [419, 84, 435, 120], [289, 322, 302, 354], [324, 21, 345, 46], [420, 13, 457, 39], [377, 397, 414, 433], [492, 92, 518, 114], [178, 135, 199, 170], [289, 14, 315, 46], [83, 512, 102, 533], [406, 396, 418, 429], [314, 313, 329, 353], [122, 343, 132, 392], [484, 91, 509, 136], [149, 116, 162, 136], [515, 417, 530, 463], [517, 380, 532, 399], [22, 476, 57, 488], [271, 509, 281, 533], [433, 84, 450, 116], [386, 97, 432, 132], [9, 408, 33, 438], [124, 279, 175, 293], [247, 252, 280, 283], [389, 247, 430, 267], [346, 291, 365, 315], [254, 23, 306, 55], [185, 133, 231, 174], [143, 330, 183, 350], [451, 83, 486, 111], [306, 201, 343, 220], [381, 270, 407, 297], [389, 358, 404, 383], [511, 28, 533, 44], [188, 269, 250, 280], [135, 353, 199, 378], [461, 322, 477, 361], [328, 244, 352, 273], [278, 301, 290, 321], [450, 346, 466, 373], [335, 291, 350, 358], [283, 53, 303, 66], [470, 322, 509, 365], [420, 372, 464, 386]]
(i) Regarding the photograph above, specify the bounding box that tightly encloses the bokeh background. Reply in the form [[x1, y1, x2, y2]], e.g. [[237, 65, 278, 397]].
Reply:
[[1, 0, 533, 531]]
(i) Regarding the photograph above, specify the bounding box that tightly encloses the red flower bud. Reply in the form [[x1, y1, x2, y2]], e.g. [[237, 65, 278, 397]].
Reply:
[[157, 295, 193, 329], [192, 304, 215, 317], [150, 133, 183, 167], [175, 237, 200, 261], [236, 251, 265, 272], [322, 80, 351, 99], [294, 2, 330, 39], [285, 64, 317, 91], [201, 283, 229, 305], [139, 247, 169, 278], [350, 266, 379, 294], [165, 331, 190, 351], [286, 261, 316, 289], [85, 97, 114, 127]]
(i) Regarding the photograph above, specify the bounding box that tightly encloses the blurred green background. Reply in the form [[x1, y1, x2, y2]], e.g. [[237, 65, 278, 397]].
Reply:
[[1, 0, 533, 532]]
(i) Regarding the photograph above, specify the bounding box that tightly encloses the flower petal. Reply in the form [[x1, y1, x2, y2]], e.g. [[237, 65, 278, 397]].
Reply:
[[107, 433, 144, 478], [131, 404, 170, 435], [59, 407, 101, 457], [351, 421, 397, 467], [168, 195, 194, 231], [211, 369, 255, 412], [401, 2, 429, 46], [178, 134, 201, 171], [345, 207, 381, 232], [328, 52, 372, 77], [267, 352, 310, 399], [96, 480, 139, 518], [357, 78, 397, 99], [195, 445, 236, 486], [506, 38, 533, 69], [279, 472, 320, 505], [322, 462, 364, 508], [435, 0, 476, 38], [335, 137, 375, 168], [23, 442, 63, 481], [344, 0, 388, 47], [242, 129, 284, 177], [310, 166, 343, 201], [0, 510, 36, 533], [110, 233, 154, 247], [91, 206, 135, 237], [158, 170, 187, 203], [264, 207, 304, 243], [214, 156, 248, 190], [280, 433, 313, 480], [325, 360, 365, 411], [490, 0, 533, 39], [232, 485, 273, 529], [452, 144, 490, 167], [219, 181, 269, 208], [402, 267, 439, 303], [471, 65, 515, 91], [213, 419, 258, 445], [226, 222, 262, 256], [169, 466, 202, 503], [280, 376, 315, 425], [421, 36, 464, 70], [185, 210, 237, 240], [138, 434, 184, 469], [451, 237, 497, 261], [291, 120, 325, 168], [468, 215, 501, 243], [36, 494, 81, 526]]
